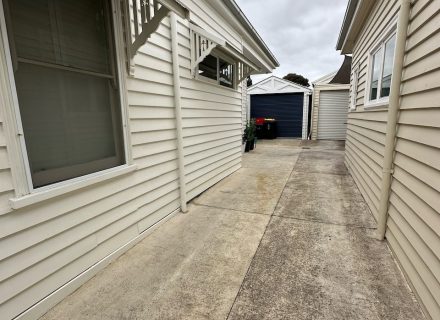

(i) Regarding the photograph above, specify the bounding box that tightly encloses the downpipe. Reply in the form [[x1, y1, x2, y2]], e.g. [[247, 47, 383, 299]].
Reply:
[[376, 0, 411, 240], [170, 12, 188, 213]]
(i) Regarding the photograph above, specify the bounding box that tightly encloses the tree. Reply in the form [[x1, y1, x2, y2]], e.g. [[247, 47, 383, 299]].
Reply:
[[283, 73, 310, 87], [246, 76, 253, 87]]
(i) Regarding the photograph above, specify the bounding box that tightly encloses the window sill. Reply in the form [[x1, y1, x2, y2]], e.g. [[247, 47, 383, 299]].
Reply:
[[364, 100, 389, 110], [194, 75, 239, 93], [9, 164, 137, 210]]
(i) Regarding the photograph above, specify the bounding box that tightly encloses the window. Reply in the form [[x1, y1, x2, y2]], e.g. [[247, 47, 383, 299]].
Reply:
[[4, 0, 125, 188], [381, 35, 396, 97], [350, 65, 359, 110], [198, 53, 235, 89], [219, 58, 234, 88], [198, 54, 217, 81], [367, 32, 396, 104]]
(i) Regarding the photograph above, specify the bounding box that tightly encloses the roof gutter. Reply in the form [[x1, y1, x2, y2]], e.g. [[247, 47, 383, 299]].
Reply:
[[336, 0, 359, 51], [336, 0, 376, 54], [222, 0, 279, 68]]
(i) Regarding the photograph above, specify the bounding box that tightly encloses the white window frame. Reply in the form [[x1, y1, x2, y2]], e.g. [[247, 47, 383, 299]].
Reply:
[[350, 64, 360, 110], [0, 0, 134, 207], [364, 23, 397, 109], [196, 50, 237, 90]]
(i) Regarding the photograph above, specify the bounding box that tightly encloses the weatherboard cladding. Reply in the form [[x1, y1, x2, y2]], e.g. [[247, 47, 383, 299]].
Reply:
[[0, 1, 253, 318], [345, 0, 440, 319]]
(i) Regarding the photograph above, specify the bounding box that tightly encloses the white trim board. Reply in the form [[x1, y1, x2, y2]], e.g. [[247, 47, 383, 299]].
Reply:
[[312, 70, 338, 85], [302, 92, 311, 140], [247, 75, 312, 95]]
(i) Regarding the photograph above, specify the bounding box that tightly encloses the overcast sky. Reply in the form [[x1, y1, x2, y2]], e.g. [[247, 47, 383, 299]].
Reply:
[[235, 0, 349, 84]]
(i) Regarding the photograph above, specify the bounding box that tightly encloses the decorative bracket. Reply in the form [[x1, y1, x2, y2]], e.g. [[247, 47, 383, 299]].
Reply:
[[189, 23, 226, 76], [123, 0, 187, 75], [238, 61, 255, 84], [222, 45, 259, 84]]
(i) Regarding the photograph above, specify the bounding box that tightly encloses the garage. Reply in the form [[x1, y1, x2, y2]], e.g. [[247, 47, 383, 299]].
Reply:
[[311, 56, 351, 140], [250, 93, 304, 137], [247, 76, 312, 139], [317, 90, 349, 140]]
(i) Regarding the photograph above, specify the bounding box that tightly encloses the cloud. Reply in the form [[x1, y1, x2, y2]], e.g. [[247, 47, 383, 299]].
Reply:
[[235, 0, 349, 83]]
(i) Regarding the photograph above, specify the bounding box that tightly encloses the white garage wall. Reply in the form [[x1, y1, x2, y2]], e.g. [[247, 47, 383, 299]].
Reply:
[[317, 90, 349, 140], [311, 84, 350, 140]]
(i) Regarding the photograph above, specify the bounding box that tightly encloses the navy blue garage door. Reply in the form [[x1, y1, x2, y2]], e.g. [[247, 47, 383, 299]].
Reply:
[[250, 93, 304, 137]]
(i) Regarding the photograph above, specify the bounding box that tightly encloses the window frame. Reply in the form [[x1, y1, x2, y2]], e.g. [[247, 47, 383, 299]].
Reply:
[[364, 24, 397, 109], [350, 64, 360, 111], [0, 0, 133, 198], [364, 23, 397, 108], [196, 50, 237, 90]]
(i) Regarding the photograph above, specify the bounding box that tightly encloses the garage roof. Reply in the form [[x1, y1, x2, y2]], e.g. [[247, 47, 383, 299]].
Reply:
[[248, 76, 312, 95]]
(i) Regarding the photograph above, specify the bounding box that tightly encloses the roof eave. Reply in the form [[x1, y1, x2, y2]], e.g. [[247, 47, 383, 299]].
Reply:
[[223, 0, 280, 68], [336, 0, 376, 54], [336, 0, 358, 51]]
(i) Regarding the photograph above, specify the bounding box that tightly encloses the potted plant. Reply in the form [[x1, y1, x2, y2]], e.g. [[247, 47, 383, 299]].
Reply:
[[243, 121, 250, 152], [242, 127, 248, 153], [245, 119, 256, 151]]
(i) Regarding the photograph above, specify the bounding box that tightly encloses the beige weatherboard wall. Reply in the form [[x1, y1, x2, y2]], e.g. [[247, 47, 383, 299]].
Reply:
[[0, 0, 278, 319], [337, 0, 440, 319]]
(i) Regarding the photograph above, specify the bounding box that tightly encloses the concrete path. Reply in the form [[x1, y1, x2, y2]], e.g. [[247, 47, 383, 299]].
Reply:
[[41, 140, 424, 320]]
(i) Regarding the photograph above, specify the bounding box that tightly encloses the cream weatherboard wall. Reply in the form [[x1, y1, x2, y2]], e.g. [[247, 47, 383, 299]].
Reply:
[[386, 0, 440, 319], [345, 0, 440, 319], [345, 0, 400, 219], [0, 13, 183, 320], [0, 0, 274, 318]]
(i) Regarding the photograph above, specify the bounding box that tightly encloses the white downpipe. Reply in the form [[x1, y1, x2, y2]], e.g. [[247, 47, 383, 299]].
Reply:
[[170, 12, 188, 213], [377, 0, 411, 240]]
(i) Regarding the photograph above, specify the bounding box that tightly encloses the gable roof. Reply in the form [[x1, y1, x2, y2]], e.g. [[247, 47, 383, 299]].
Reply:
[[329, 55, 352, 84], [313, 56, 352, 86], [312, 71, 337, 85], [247, 76, 312, 95]]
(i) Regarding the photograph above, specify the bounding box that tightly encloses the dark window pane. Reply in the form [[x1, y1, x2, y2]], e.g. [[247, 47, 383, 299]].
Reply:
[[8, 0, 111, 74], [7, 0, 56, 63], [198, 54, 217, 81], [16, 64, 118, 168], [219, 58, 234, 88], [380, 34, 396, 98], [7, 0, 124, 187]]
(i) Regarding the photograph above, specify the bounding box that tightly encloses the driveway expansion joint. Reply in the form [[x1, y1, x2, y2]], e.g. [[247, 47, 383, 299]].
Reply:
[[272, 214, 378, 230], [191, 202, 271, 217], [226, 148, 303, 320]]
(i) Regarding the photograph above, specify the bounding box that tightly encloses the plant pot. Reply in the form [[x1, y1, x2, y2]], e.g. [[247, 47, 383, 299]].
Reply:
[[242, 142, 246, 154], [249, 138, 255, 150], [245, 140, 251, 152]]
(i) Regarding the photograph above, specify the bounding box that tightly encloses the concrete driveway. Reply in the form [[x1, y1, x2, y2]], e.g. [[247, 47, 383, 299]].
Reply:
[[41, 140, 424, 320]]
